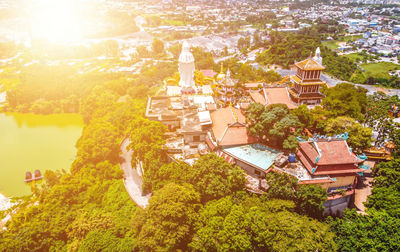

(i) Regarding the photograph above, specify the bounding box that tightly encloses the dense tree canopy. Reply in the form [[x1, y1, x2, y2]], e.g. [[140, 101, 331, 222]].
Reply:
[[366, 159, 400, 218], [256, 32, 358, 81], [245, 103, 302, 151], [322, 83, 367, 122], [190, 195, 337, 251], [324, 116, 372, 152], [365, 92, 400, 146], [132, 183, 201, 251], [330, 209, 400, 252]]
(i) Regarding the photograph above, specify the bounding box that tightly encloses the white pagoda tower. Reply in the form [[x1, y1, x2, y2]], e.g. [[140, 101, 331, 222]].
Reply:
[[178, 41, 195, 87]]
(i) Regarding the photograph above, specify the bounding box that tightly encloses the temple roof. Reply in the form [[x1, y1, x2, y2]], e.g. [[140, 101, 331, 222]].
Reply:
[[295, 58, 325, 71], [298, 140, 363, 166], [200, 69, 218, 78], [264, 87, 297, 109], [210, 107, 257, 146], [249, 91, 266, 105]]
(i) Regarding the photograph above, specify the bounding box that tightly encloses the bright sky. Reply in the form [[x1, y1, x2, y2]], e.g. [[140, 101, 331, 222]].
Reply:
[[28, 0, 87, 43]]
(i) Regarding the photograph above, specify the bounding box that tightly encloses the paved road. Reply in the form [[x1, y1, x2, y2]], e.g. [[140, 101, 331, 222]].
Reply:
[[354, 176, 373, 213], [120, 139, 151, 208]]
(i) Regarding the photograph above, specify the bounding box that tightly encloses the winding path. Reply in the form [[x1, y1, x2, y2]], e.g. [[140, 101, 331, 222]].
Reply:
[[120, 139, 151, 208]]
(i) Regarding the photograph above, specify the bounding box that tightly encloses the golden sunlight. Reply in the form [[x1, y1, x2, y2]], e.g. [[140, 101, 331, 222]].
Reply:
[[29, 0, 86, 43]]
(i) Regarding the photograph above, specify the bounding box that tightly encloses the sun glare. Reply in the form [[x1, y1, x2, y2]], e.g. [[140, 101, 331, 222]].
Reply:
[[29, 0, 85, 43]]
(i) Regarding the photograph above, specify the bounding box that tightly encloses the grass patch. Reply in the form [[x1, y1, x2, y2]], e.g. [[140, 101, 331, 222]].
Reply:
[[322, 35, 362, 51], [164, 19, 185, 26], [340, 35, 363, 43], [361, 62, 400, 75], [344, 53, 365, 62], [322, 41, 339, 50]]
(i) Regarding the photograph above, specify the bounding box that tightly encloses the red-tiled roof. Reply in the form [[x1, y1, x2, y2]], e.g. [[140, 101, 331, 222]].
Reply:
[[264, 87, 297, 109], [313, 168, 364, 175], [219, 126, 258, 146], [249, 91, 266, 105], [296, 148, 315, 174], [210, 107, 256, 146], [299, 140, 362, 166], [200, 69, 218, 78], [205, 135, 217, 151]]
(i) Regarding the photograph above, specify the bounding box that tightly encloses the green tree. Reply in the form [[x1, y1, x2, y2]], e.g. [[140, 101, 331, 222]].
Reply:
[[366, 158, 400, 218], [136, 45, 150, 58], [245, 103, 302, 149], [132, 183, 200, 251], [190, 196, 337, 251], [295, 184, 327, 219], [266, 172, 298, 200], [365, 92, 400, 146], [322, 83, 367, 122], [189, 154, 247, 203], [151, 154, 247, 203], [291, 104, 315, 129], [152, 38, 165, 55], [324, 116, 372, 152], [168, 43, 182, 59], [330, 209, 400, 251]]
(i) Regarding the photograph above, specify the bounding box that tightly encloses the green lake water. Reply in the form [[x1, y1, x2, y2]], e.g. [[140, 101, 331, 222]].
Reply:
[[0, 113, 83, 197]]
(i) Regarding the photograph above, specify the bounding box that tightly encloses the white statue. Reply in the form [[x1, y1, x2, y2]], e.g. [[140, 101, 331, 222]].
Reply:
[[313, 47, 323, 66], [178, 41, 195, 87]]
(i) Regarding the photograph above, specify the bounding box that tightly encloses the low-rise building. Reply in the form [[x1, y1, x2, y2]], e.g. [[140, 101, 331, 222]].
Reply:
[[296, 135, 364, 215]]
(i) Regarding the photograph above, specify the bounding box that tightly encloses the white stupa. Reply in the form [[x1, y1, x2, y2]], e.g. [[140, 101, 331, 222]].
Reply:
[[313, 47, 323, 66], [178, 41, 195, 88]]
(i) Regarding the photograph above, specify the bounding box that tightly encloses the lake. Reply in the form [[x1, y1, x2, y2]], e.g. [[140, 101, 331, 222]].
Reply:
[[0, 113, 83, 197]]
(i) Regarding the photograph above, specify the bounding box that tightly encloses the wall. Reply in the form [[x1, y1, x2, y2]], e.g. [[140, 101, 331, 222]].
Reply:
[[320, 176, 356, 190], [323, 195, 351, 216], [235, 159, 266, 178], [183, 132, 206, 144]]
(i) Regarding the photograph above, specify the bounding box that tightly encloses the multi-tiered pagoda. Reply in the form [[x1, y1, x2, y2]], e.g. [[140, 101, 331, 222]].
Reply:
[[215, 67, 237, 106], [289, 48, 326, 105]]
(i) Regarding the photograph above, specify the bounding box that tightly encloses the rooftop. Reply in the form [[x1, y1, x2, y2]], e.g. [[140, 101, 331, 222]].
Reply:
[[200, 69, 218, 78], [223, 144, 280, 171], [299, 139, 363, 166], [210, 107, 257, 146], [295, 58, 325, 71], [263, 87, 297, 109], [249, 91, 266, 105], [146, 96, 182, 120]]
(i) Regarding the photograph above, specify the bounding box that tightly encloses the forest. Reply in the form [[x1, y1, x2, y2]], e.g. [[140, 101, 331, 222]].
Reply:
[[256, 31, 358, 81]]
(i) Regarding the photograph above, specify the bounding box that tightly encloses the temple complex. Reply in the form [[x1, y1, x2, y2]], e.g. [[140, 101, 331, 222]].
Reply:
[[145, 42, 369, 212], [289, 47, 326, 105]]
